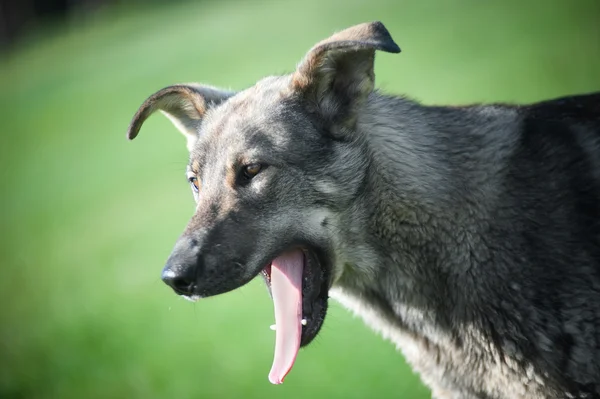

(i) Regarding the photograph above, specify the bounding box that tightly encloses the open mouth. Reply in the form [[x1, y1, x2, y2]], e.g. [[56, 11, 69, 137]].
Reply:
[[261, 247, 329, 384]]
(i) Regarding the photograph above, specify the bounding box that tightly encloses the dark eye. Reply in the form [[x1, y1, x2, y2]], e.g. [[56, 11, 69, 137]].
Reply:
[[241, 163, 263, 180], [188, 176, 199, 193]]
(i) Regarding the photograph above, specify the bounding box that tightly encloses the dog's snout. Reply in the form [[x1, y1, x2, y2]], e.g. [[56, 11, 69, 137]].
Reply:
[[162, 237, 200, 296]]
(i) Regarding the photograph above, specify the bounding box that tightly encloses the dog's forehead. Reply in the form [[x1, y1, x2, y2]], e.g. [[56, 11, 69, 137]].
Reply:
[[206, 77, 288, 132], [194, 76, 303, 154]]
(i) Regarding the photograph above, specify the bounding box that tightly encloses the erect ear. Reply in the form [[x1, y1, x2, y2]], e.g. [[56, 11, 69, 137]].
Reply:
[[126, 84, 234, 151], [291, 21, 400, 131]]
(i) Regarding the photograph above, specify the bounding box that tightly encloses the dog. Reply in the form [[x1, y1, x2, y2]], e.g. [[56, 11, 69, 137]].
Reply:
[[126, 22, 600, 398]]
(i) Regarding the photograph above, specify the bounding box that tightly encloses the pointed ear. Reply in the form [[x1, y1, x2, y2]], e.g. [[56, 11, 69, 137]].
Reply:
[[291, 21, 400, 131], [126, 84, 234, 151]]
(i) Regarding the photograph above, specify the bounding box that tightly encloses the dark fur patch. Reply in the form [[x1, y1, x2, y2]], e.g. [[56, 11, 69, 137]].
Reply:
[[524, 93, 600, 123]]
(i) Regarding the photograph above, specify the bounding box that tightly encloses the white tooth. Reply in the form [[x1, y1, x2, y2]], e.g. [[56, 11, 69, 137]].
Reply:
[[269, 324, 277, 331], [301, 319, 307, 325]]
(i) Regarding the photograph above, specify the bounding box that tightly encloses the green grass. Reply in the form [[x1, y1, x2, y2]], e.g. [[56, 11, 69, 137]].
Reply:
[[0, 0, 599, 398]]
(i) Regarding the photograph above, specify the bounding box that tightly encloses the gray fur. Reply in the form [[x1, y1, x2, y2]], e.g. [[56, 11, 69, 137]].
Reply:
[[127, 21, 600, 398]]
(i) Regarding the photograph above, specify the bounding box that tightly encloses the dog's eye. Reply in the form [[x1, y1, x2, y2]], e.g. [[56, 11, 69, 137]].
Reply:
[[188, 176, 199, 193], [242, 163, 263, 180]]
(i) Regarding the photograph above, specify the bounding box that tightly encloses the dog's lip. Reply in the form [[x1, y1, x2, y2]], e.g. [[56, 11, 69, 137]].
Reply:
[[181, 294, 201, 302], [261, 246, 329, 347]]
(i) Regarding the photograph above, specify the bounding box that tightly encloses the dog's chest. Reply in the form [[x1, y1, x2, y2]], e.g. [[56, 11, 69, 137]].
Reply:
[[330, 287, 547, 399], [329, 287, 463, 382]]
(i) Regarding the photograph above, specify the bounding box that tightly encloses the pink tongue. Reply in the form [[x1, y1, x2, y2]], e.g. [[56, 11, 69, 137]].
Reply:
[[268, 250, 304, 384]]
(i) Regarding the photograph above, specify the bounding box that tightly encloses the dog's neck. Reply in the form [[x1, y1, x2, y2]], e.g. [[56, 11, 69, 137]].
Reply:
[[331, 92, 522, 332]]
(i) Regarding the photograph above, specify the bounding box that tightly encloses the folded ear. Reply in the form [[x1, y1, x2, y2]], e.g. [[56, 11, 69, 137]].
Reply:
[[127, 84, 234, 151], [291, 21, 400, 132]]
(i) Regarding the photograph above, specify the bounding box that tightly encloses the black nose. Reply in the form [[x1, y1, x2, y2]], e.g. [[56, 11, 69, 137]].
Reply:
[[161, 237, 200, 296], [161, 266, 197, 295]]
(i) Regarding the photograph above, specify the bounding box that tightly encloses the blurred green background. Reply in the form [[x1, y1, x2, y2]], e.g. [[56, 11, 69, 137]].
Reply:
[[1, 0, 599, 398]]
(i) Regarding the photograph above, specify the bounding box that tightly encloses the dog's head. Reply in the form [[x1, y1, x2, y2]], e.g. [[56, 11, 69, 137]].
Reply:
[[127, 21, 400, 384]]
